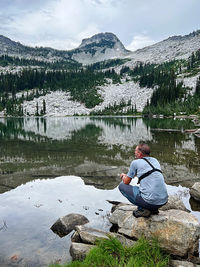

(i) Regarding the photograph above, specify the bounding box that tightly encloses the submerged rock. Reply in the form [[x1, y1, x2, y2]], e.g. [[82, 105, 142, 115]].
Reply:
[[109, 204, 200, 257], [190, 182, 200, 202], [50, 213, 89, 237]]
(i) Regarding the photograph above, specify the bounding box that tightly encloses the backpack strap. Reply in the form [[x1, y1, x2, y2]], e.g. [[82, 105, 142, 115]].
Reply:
[[137, 158, 162, 184]]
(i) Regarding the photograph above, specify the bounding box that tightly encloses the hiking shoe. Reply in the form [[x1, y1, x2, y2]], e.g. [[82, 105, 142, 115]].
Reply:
[[133, 209, 151, 218], [151, 209, 159, 215]]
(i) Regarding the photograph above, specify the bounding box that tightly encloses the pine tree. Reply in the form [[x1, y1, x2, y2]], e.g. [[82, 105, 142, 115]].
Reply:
[[35, 102, 39, 116], [42, 99, 46, 114], [195, 76, 200, 96]]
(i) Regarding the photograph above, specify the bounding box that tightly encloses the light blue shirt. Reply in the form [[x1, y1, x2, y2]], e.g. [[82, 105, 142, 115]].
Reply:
[[127, 157, 168, 205]]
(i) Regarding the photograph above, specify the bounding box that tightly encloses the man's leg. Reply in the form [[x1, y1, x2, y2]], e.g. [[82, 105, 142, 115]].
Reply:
[[118, 182, 151, 218], [118, 182, 140, 206]]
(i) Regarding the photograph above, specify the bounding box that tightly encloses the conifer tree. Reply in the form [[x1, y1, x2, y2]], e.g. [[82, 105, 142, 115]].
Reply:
[[42, 99, 46, 114], [195, 76, 200, 96]]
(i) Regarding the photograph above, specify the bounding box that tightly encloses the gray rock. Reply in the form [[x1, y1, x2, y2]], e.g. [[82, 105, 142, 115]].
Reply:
[[109, 195, 189, 214], [71, 230, 82, 243], [75, 225, 110, 244], [50, 213, 89, 237], [190, 182, 200, 201], [170, 259, 200, 267], [109, 205, 200, 257], [75, 225, 136, 247], [160, 195, 190, 212], [113, 232, 136, 248], [70, 242, 95, 261]]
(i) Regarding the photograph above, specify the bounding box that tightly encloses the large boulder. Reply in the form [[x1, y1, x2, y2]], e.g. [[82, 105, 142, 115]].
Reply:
[[190, 182, 200, 202], [109, 204, 200, 257], [50, 213, 89, 237], [160, 195, 190, 212], [108, 195, 190, 213]]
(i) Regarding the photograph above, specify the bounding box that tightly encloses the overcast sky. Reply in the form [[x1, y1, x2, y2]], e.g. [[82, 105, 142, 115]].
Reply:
[[0, 0, 200, 51]]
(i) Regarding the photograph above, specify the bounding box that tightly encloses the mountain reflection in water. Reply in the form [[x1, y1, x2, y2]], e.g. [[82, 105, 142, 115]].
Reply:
[[0, 116, 199, 192], [0, 117, 199, 266]]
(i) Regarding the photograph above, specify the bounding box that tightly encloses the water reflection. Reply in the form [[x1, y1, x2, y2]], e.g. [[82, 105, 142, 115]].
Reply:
[[0, 175, 197, 267], [0, 176, 126, 266], [0, 116, 200, 266], [0, 117, 199, 193]]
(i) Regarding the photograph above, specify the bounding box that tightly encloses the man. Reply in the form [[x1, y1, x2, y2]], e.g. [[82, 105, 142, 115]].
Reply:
[[119, 143, 168, 218]]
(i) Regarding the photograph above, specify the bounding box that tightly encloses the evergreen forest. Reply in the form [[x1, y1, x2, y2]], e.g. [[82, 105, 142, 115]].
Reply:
[[0, 49, 200, 116]]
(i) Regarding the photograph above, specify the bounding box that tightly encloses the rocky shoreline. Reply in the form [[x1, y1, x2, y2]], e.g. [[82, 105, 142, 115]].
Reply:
[[51, 186, 200, 266]]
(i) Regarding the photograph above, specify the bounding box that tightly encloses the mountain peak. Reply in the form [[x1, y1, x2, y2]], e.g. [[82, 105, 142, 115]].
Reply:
[[79, 32, 121, 48], [70, 32, 129, 64]]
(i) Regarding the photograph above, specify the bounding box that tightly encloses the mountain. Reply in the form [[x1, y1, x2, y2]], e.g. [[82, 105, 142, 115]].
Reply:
[[125, 30, 200, 67], [0, 32, 130, 64], [69, 32, 130, 64], [0, 35, 72, 62], [1, 30, 200, 65], [0, 30, 200, 117], [1, 31, 200, 66]]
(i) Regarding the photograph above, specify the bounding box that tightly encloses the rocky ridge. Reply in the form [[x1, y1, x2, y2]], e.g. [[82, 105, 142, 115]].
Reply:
[[0, 30, 200, 116], [71, 32, 130, 64], [0, 32, 129, 64], [1, 30, 200, 65], [125, 30, 200, 66]]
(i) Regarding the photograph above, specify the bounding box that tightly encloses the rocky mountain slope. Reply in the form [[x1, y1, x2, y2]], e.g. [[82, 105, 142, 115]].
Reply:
[[2, 30, 200, 66], [0, 30, 200, 117], [0, 32, 129, 64], [125, 30, 200, 67]]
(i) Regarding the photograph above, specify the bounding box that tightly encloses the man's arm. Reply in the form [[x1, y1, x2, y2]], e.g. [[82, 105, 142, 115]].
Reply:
[[120, 173, 132, 184]]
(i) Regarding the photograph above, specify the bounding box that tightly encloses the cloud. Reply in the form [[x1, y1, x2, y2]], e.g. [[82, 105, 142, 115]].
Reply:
[[0, 0, 200, 50], [126, 34, 156, 51], [1, 0, 105, 49]]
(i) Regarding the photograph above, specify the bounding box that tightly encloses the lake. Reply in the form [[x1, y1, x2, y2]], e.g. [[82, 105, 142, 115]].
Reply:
[[0, 116, 200, 266]]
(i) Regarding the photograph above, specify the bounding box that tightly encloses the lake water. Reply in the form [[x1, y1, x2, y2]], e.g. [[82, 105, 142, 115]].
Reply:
[[0, 116, 200, 266]]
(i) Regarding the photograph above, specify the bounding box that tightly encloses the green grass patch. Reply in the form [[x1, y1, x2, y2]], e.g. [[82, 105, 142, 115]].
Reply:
[[50, 236, 170, 267]]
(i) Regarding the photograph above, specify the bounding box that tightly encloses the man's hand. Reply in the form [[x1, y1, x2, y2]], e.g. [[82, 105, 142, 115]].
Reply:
[[120, 173, 131, 185], [120, 173, 126, 180]]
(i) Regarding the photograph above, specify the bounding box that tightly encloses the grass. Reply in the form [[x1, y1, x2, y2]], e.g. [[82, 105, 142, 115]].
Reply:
[[49, 236, 170, 267]]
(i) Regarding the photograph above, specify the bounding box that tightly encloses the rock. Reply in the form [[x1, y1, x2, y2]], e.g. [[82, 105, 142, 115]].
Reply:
[[107, 200, 134, 213], [75, 225, 110, 244], [70, 225, 136, 260], [190, 182, 200, 201], [70, 242, 95, 261], [109, 205, 200, 257], [170, 260, 200, 267], [160, 195, 190, 212], [74, 225, 136, 247], [194, 129, 200, 137], [108, 195, 189, 213], [50, 213, 89, 237], [71, 230, 82, 243]]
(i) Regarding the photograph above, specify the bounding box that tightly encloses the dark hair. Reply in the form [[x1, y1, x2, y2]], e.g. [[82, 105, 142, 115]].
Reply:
[[137, 143, 150, 156]]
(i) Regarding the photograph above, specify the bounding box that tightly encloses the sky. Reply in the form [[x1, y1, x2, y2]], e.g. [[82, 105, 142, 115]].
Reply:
[[0, 0, 200, 52]]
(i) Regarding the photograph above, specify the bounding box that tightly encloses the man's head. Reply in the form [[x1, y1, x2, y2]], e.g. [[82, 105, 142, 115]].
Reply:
[[135, 143, 150, 159]]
